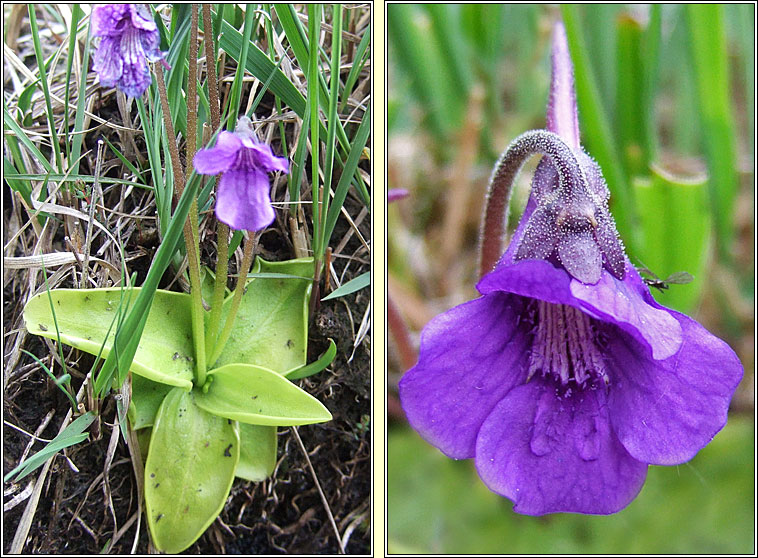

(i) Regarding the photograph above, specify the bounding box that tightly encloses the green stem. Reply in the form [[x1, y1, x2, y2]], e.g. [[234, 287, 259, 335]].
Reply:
[[154, 63, 207, 384], [206, 220, 230, 357], [209, 232, 257, 365]]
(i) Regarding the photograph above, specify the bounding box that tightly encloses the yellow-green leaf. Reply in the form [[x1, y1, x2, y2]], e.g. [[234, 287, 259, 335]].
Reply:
[[145, 388, 239, 554], [195, 363, 332, 426]]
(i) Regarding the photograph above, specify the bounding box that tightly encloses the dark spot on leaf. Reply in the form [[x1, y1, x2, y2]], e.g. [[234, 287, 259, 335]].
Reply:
[[227, 419, 232, 425], [154, 483, 160, 488], [172, 352, 180, 360], [84, 295, 90, 302], [150, 473, 155, 478], [39, 324, 48, 331], [156, 514, 163, 522], [251, 395, 258, 400], [286, 339, 294, 348], [224, 444, 233, 457]]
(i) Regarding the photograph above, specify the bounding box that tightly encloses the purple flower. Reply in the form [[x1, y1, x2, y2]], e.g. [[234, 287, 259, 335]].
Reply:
[[91, 4, 164, 98], [398, 22, 743, 515], [193, 117, 289, 231]]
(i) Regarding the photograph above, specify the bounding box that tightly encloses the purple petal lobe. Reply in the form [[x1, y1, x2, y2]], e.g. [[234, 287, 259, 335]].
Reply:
[[557, 229, 602, 284], [91, 4, 130, 36], [118, 28, 151, 97], [475, 381, 648, 515], [399, 294, 532, 459], [193, 132, 242, 174], [479, 259, 682, 361], [92, 36, 122, 86], [250, 144, 290, 173], [607, 312, 743, 465], [129, 4, 157, 31], [216, 169, 275, 231], [569, 269, 682, 360]]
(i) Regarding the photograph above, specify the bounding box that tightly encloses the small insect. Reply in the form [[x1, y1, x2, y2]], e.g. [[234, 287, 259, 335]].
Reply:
[[223, 444, 233, 457], [637, 266, 694, 293]]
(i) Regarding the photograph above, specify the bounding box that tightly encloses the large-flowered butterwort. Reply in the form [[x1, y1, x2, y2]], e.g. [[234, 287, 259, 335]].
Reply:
[[193, 116, 289, 231], [91, 4, 165, 98], [398, 22, 743, 515]]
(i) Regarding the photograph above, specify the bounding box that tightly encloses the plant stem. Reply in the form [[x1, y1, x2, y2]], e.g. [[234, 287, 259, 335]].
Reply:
[[202, 3, 232, 360], [205, 222, 229, 357], [203, 4, 221, 132], [187, 6, 199, 165], [308, 5, 322, 317], [209, 232, 257, 366], [154, 63, 207, 384]]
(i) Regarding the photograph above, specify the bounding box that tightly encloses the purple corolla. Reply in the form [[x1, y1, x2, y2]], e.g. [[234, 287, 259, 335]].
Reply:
[[91, 4, 165, 98], [193, 116, 289, 231], [398, 22, 743, 515]]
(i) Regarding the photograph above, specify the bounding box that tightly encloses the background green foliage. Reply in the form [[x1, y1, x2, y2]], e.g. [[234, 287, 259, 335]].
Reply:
[[388, 4, 754, 554]]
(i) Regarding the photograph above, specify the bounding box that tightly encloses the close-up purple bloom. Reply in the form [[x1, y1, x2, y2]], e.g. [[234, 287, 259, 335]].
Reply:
[[398, 21, 743, 516], [193, 116, 289, 231], [91, 4, 164, 98]]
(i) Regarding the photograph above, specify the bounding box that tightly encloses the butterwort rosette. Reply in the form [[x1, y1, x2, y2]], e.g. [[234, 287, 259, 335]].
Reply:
[[193, 116, 289, 231], [398, 22, 743, 515], [91, 4, 165, 98]]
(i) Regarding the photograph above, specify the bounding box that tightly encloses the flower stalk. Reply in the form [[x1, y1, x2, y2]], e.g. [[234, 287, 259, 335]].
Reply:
[[154, 62, 207, 384], [209, 232, 257, 365]]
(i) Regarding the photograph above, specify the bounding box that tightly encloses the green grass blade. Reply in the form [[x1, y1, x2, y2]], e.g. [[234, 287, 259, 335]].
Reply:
[[4, 412, 96, 483], [219, 17, 307, 118], [21, 349, 77, 409], [3, 157, 33, 207], [323, 105, 370, 248], [285, 338, 336, 380], [4, 104, 55, 173], [28, 5, 63, 173], [387, 4, 455, 141], [686, 4, 739, 263], [289, 101, 311, 211], [641, 5, 661, 163], [226, 5, 255, 129], [321, 271, 369, 301], [93, 170, 204, 395], [633, 166, 711, 312], [63, 4, 84, 162], [70, 12, 93, 176], [316, 4, 343, 259], [308, 4, 322, 253], [615, 14, 646, 178], [339, 22, 370, 112]]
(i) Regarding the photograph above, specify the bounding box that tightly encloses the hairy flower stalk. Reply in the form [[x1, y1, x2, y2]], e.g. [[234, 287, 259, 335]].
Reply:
[[399, 21, 743, 515]]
